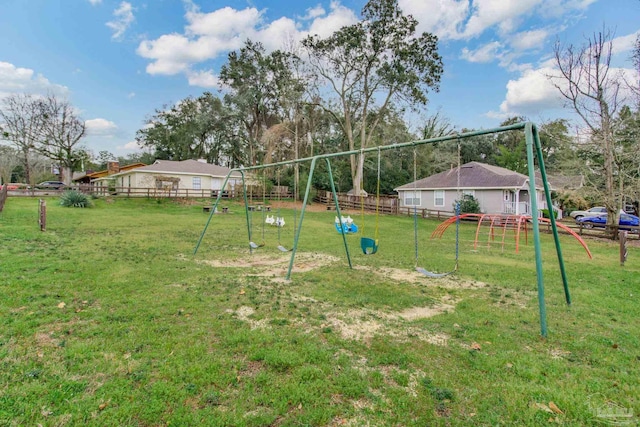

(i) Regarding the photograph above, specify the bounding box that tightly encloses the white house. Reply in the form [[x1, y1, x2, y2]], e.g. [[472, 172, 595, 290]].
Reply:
[[394, 162, 552, 215], [105, 159, 243, 196]]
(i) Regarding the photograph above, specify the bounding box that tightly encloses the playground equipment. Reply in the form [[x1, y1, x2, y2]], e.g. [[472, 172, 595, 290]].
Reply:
[[249, 174, 267, 249], [335, 215, 358, 234], [274, 170, 295, 252], [413, 140, 461, 278], [431, 213, 593, 259], [248, 207, 265, 249], [359, 148, 381, 255], [194, 122, 571, 337]]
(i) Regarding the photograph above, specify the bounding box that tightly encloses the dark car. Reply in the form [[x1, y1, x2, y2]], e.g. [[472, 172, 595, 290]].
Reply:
[[576, 213, 639, 231], [36, 181, 66, 189]]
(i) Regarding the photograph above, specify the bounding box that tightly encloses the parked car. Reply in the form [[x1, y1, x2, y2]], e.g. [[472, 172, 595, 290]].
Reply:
[[569, 206, 607, 219], [576, 213, 639, 231], [36, 181, 66, 189], [0, 183, 29, 190]]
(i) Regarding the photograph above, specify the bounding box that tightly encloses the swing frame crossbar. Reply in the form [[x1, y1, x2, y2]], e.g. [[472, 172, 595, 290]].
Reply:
[[194, 122, 570, 337]]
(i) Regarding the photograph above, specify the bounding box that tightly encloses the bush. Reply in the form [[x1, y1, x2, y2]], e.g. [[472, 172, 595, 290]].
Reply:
[[60, 190, 92, 208], [541, 208, 558, 219], [454, 194, 481, 214]]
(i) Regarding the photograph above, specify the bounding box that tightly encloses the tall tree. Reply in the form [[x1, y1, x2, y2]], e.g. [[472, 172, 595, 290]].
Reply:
[[537, 119, 574, 173], [552, 29, 627, 231], [136, 92, 236, 165], [0, 93, 44, 185], [302, 0, 443, 194], [220, 40, 303, 167], [35, 94, 86, 185], [492, 116, 529, 174], [0, 145, 20, 186]]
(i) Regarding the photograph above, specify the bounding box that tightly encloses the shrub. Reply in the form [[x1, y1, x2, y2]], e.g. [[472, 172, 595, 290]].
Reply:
[[454, 194, 481, 214], [60, 190, 92, 208], [541, 208, 558, 219]]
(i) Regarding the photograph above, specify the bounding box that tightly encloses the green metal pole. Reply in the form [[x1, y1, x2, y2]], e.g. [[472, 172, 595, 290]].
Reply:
[[286, 157, 317, 280], [239, 170, 254, 253], [326, 158, 352, 269], [193, 171, 235, 255], [533, 126, 571, 306], [525, 123, 548, 338], [230, 123, 530, 174]]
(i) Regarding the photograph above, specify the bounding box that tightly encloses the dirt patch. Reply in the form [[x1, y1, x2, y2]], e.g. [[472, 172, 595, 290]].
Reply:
[[226, 306, 269, 330], [361, 266, 488, 289], [322, 296, 457, 345], [199, 252, 340, 278]]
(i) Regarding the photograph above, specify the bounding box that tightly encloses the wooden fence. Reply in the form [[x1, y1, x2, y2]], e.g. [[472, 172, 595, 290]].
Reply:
[[313, 190, 398, 214]]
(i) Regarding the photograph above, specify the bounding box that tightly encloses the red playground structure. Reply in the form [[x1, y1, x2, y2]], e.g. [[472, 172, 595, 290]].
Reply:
[[431, 214, 592, 259]]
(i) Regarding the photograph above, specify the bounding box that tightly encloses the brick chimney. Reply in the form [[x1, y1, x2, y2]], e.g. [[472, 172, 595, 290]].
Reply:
[[107, 161, 120, 175]]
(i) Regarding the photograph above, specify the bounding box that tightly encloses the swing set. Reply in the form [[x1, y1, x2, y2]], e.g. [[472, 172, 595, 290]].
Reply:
[[194, 122, 571, 337], [249, 171, 297, 252]]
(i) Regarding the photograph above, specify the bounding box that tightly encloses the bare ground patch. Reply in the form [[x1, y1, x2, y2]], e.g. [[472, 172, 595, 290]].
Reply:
[[321, 296, 457, 345], [198, 252, 340, 278], [357, 266, 488, 290]]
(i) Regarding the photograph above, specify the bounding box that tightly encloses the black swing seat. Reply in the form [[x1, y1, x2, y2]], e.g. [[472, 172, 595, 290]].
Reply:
[[360, 237, 379, 255]]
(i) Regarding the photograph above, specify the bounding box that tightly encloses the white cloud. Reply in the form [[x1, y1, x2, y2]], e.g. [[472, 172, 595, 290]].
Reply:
[[460, 41, 503, 63], [117, 140, 143, 151], [463, 0, 542, 39], [0, 61, 68, 98], [88, 0, 102, 5], [185, 6, 263, 38], [307, 2, 358, 39], [497, 66, 564, 116], [186, 70, 219, 88], [127, 92, 135, 98], [493, 63, 639, 119], [612, 30, 640, 55], [400, 0, 594, 43], [302, 5, 326, 20], [85, 118, 118, 136], [106, 1, 135, 41], [510, 28, 551, 51], [399, 0, 469, 40], [136, 1, 357, 83]]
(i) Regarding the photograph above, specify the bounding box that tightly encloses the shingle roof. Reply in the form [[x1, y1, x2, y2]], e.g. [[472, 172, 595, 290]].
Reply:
[[114, 159, 241, 177], [395, 162, 543, 190]]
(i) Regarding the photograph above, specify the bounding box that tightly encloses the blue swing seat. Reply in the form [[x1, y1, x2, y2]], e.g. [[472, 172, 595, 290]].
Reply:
[[360, 237, 378, 255]]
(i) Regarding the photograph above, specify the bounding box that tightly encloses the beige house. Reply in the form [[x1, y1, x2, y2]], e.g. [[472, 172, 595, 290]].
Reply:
[[395, 162, 552, 216], [104, 159, 243, 197]]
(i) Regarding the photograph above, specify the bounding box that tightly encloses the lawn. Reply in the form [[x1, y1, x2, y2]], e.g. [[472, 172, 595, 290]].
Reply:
[[0, 196, 638, 426]]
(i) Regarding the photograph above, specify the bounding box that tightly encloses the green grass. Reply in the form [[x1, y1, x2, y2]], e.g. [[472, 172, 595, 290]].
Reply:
[[1, 196, 638, 426]]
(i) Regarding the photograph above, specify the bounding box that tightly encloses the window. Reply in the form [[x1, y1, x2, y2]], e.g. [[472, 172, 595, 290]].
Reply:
[[192, 177, 201, 190], [434, 190, 445, 207], [404, 192, 421, 206]]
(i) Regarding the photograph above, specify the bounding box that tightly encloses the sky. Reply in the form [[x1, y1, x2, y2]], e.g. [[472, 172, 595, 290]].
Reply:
[[0, 0, 639, 157]]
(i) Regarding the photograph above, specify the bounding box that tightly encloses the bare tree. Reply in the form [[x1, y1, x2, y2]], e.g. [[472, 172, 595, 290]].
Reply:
[[552, 29, 626, 231], [35, 94, 86, 185], [0, 145, 20, 185], [0, 94, 44, 185]]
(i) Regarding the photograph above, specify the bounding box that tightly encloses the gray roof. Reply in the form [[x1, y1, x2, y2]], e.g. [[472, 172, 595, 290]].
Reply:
[[395, 162, 544, 190], [112, 159, 241, 178]]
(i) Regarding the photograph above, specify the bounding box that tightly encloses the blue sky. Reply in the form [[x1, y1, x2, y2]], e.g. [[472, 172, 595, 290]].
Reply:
[[1, 0, 638, 156]]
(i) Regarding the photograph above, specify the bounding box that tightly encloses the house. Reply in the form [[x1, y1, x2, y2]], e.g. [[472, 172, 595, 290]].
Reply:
[[105, 159, 243, 197], [74, 162, 147, 186], [394, 162, 552, 216]]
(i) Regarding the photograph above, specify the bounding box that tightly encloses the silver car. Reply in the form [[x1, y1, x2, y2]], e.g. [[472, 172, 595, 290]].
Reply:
[[569, 206, 607, 220]]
